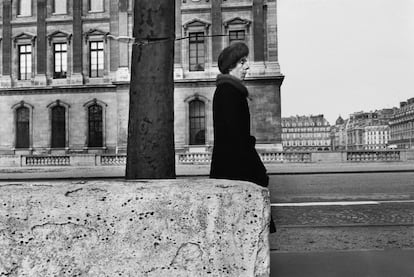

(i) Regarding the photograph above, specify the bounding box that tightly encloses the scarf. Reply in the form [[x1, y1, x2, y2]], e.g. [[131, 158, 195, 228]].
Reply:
[[216, 74, 249, 98]]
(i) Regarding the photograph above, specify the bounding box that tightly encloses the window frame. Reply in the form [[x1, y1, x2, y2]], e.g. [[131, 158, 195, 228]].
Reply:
[[188, 32, 205, 72], [87, 104, 104, 147], [53, 42, 68, 79], [11, 101, 34, 150], [83, 99, 107, 150], [89, 41, 105, 78], [229, 30, 246, 44], [17, 0, 32, 17], [182, 18, 210, 73], [89, 0, 104, 12], [52, 0, 68, 15], [18, 44, 32, 81], [189, 99, 206, 145], [47, 100, 71, 150], [51, 105, 66, 148]]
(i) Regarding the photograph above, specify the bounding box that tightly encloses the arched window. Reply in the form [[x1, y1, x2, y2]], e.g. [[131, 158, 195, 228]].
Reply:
[[88, 104, 103, 147], [51, 106, 66, 148], [16, 107, 30, 148], [189, 100, 206, 145]]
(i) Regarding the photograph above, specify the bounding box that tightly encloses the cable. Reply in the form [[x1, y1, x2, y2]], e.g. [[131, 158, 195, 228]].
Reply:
[[107, 33, 254, 46]]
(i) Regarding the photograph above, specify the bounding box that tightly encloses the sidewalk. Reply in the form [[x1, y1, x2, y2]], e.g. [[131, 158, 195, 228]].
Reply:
[[1, 162, 414, 180], [270, 249, 414, 277]]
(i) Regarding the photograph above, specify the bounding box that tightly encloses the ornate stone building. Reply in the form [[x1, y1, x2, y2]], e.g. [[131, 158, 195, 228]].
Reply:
[[281, 115, 331, 151], [389, 98, 414, 149], [330, 115, 347, 151], [0, 0, 283, 158], [345, 109, 393, 150]]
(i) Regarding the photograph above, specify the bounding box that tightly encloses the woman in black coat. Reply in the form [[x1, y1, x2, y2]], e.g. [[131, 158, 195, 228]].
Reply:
[[210, 42, 276, 233]]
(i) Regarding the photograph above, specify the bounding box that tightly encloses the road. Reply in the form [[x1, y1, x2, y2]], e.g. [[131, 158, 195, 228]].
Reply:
[[268, 172, 414, 276], [269, 172, 414, 203], [271, 249, 414, 277]]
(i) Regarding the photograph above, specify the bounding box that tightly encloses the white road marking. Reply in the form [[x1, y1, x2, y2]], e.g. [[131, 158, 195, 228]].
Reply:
[[271, 199, 414, 207]]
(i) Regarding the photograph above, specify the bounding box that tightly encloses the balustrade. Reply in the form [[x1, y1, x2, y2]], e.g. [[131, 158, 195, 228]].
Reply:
[[18, 149, 403, 167], [101, 155, 126, 166], [178, 152, 211, 164], [347, 150, 400, 162], [25, 156, 70, 166]]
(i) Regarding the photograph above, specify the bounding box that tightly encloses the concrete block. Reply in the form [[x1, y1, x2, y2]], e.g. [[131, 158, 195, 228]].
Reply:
[[0, 179, 270, 276]]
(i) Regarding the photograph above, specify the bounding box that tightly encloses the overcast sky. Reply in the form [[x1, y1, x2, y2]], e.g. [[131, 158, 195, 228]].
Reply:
[[277, 0, 414, 124]]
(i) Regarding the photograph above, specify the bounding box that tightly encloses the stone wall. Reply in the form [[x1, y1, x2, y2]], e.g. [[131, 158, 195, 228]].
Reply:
[[0, 179, 270, 277]]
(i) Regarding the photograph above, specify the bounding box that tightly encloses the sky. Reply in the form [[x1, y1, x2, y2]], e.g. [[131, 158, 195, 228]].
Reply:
[[277, 0, 414, 125]]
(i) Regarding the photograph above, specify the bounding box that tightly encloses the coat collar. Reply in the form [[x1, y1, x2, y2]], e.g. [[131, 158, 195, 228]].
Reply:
[[216, 74, 248, 97]]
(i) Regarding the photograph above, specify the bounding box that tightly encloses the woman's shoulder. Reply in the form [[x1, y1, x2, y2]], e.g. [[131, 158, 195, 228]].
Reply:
[[215, 82, 245, 99]]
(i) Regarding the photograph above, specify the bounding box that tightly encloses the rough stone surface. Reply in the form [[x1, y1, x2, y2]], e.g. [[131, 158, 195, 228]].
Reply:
[[0, 179, 270, 277]]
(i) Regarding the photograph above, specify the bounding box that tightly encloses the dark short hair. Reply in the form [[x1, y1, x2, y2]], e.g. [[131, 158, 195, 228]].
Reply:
[[218, 42, 249, 74]]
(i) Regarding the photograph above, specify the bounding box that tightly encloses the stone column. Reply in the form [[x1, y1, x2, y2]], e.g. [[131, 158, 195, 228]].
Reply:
[[211, 0, 222, 62], [118, 0, 130, 80], [109, 0, 119, 78], [1, 0, 12, 87], [35, 0, 47, 85], [174, 0, 183, 79], [71, 0, 83, 84], [253, 0, 265, 62]]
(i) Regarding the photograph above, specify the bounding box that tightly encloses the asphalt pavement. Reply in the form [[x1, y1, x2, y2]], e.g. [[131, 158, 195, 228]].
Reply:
[[271, 249, 414, 277]]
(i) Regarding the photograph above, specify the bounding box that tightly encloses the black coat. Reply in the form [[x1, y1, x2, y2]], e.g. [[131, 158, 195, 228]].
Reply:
[[209, 75, 269, 187]]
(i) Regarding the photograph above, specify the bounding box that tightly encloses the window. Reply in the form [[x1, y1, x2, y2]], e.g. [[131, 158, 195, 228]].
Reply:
[[89, 41, 104, 77], [229, 30, 245, 44], [53, 0, 67, 14], [189, 100, 206, 145], [51, 106, 66, 148], [88, 104, 103, 147], [16, 107, 30, 148], [53, 43, 67, 79], [189, 32, 205, 71], [89, 0, 104, 12], [18, 0, 31, 16], [18, 45, 32, 80]]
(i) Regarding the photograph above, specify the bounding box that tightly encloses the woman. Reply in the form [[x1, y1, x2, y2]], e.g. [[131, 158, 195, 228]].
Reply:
[[210, 42, 276, 233]]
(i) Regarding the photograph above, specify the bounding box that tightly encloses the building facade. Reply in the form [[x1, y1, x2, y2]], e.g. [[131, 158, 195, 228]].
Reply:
[[330, 115, 347, 151], [0, 0, 283, 157], [345, 109, 393, 150], [389, 98, 414, 149], [281, 115, 331, 151]]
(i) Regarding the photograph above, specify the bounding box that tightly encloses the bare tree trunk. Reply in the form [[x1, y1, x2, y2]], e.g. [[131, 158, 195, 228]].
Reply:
[[126, 0, 176, 179]]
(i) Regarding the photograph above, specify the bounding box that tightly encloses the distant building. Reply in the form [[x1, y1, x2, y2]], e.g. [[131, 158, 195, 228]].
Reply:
[[281, 115, 331, 151], [330, 115, 347, 151], [389, 98, 414, 149], [346, 109, 393, 150]]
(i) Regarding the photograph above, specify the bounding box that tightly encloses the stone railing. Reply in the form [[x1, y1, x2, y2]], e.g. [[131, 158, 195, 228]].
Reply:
[[259, 152, 284, 162], [346, 150, 401, 162], [2, 149, 406, 168], [177, 151, 312, 164], [281, 152, 312, 163], [177, 152, 212, 164], [25, 155, 70, 166], [100, 155, 127, 166]]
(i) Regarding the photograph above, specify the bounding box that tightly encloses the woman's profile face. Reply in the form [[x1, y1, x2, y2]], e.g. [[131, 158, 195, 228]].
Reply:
[[229, 57, 249, 80]]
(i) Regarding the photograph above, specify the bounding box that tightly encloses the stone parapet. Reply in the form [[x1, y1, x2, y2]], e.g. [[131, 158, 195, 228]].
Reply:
[[0, 179, 270, 276]]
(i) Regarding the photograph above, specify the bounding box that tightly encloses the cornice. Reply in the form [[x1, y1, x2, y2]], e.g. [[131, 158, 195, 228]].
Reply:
[[0, 84, 117, 95]]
